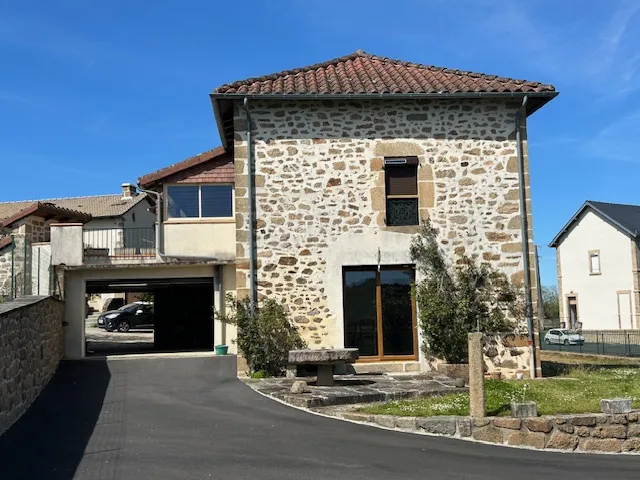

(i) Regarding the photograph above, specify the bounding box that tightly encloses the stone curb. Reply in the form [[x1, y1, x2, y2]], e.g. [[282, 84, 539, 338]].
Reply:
[[244, 382, 640, 455], [322, 410, 640, 455]]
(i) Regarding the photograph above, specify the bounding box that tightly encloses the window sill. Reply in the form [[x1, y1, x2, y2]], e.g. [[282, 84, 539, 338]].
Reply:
[[164, 218, 235, 225], [383, 225, 421, 234], [589, 272, 602, 276]]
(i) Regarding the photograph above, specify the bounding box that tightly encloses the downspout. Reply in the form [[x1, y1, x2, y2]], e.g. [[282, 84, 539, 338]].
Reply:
[[515, 95, 537, 377], [136, 184, 220, 261], [242, 97, 258, 307], [23, 234, 28, 296], [10, 235, 15, 299], [215, 264, 225, 346]]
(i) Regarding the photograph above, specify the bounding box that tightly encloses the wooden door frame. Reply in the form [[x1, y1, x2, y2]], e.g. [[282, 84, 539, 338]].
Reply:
[[342, 265, 418, 362]]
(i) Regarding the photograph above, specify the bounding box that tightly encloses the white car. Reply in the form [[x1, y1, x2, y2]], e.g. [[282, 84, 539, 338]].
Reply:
[[544, 329, 585, 346]]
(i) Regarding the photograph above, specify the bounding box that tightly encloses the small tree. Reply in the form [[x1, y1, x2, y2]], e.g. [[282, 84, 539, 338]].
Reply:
[[410, 221, 520, 363], [218, 295, 306, 376], [541, 285, 560, 321]]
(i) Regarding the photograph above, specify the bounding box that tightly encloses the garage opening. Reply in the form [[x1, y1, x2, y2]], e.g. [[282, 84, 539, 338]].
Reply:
[[85, 277, 214, 356]]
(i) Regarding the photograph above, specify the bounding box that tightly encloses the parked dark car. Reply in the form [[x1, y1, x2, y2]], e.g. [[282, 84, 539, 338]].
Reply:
[[98, 302, 154, 332]]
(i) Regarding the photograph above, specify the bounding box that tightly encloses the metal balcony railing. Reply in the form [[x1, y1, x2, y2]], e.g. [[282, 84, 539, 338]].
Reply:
[[83, 227, 156, 261]]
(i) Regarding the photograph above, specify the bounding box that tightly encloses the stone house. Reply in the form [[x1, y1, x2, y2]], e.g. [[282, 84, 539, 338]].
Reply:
[[550, 201, 640, 330], [206, 50, 558, 371], [0, 184, 154, 300], [48, 51, 557, 368]]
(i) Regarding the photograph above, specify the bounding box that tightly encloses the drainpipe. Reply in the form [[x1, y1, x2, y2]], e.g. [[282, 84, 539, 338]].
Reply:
[[515, 95, 537, 377], [136, 184, 220, 262], [10, 235, 15, 299], [242, 97, 258, 307]]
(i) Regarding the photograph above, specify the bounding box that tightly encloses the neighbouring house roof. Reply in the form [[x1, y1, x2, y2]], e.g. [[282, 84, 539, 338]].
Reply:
[[0, 193, 149, 224], [138, 147, 234, 189], [213, 50, 557, 96], [549, 201, 640, 247], [0, 236, 13, 252], [210, 50, 558, 146], [0, 202, 92, 228]]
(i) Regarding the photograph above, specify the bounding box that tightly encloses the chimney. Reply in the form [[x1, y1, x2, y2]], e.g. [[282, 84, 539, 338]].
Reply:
[[121, 183, 137, 200]]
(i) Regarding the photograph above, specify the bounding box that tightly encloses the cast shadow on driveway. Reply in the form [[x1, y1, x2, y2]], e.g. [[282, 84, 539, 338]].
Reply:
[[0, 360, 111, 480]]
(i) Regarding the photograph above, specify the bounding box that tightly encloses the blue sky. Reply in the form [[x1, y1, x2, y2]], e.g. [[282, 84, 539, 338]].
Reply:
[[1, 0, 639, 286]]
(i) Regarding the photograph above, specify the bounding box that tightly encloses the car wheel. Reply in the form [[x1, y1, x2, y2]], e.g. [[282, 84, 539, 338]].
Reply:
[[563, 339, 569, 345], [544, 338, 550, 345], [117, 320, 131, 333]]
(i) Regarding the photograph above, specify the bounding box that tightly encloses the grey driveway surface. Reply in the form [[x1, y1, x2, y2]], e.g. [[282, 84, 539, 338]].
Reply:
[[0, 356, 638, 480]]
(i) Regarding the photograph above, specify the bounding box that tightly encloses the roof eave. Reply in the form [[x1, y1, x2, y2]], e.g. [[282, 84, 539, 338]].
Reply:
[[210, 92, 558, 149], [549, 201, 639, 248], [210, 90, 557, 111]]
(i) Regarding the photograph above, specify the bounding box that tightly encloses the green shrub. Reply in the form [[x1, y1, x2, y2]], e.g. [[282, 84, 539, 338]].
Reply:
[[218, 295, 306, 376], [250, 370, 267, 379], [410, 221, 521, 363]]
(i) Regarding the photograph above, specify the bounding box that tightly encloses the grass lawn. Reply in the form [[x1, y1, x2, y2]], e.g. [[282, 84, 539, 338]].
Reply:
[[359, 367, 640, 417]]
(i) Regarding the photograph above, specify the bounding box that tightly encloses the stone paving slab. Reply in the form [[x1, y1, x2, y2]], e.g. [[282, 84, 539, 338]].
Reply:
[[243, 373, 466, 408]]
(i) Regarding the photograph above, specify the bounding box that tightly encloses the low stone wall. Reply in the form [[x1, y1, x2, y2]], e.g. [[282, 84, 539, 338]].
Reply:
[[432, 333, 531, 381], [339, 411, 640, 453], [0, 296, 64, 435], [483, 333, 531, 379]]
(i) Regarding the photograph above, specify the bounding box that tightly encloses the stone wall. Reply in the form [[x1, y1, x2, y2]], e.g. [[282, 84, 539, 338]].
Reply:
[[0, 296, 65, 435], [342, 411, 640, 453], [234, 98, 536, 349], [483, 333, 531, 379]]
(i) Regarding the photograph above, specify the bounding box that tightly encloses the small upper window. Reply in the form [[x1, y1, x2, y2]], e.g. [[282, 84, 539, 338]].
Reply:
[[384, 157, 419, 226], [167, 185, 233, 219], [589, 251, 600, 275]]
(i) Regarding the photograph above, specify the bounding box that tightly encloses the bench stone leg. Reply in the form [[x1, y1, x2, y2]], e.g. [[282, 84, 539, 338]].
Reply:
[[316, 365, 334, 386], [286, 364, 297, 379]]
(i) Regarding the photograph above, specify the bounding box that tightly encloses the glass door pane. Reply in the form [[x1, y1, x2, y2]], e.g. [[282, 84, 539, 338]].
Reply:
[[380, 268, 414, 356], [343, 270, 378, 356]]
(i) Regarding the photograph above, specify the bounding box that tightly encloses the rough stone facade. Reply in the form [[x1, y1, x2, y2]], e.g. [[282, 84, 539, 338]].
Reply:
[[234, 99, 536, 350], [339, 410, 640, 454], [483, 333, 531, 379], [0, 215, 53, 298], [0, 296, 64, 435]]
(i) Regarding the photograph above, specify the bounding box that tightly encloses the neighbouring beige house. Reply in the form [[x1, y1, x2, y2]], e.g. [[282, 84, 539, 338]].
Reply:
[[48, 50, 557, 370], [0, 184, 154, 304], [550, 201, 640, 330]]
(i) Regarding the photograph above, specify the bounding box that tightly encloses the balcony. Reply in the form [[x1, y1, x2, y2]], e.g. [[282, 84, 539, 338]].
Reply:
[[83, 227, 156, 262], [50, 221, 236, 268]]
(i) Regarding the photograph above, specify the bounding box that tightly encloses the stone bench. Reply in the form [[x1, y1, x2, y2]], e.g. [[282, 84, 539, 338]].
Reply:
[[287, 348, 359, 386]]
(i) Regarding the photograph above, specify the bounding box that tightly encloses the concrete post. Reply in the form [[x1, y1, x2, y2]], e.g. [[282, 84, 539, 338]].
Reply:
[[468, 332, 485, 419], [51, 223, 84, 266]]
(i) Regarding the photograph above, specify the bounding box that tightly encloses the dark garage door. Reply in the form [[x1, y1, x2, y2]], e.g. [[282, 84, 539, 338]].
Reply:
[[86, 278, 214, 352]]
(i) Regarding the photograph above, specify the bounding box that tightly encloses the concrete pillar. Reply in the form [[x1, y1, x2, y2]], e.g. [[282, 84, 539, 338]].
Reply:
[[63, 271, 86, 359], [468, 332, 485, 419], [51, 223, 84, 266]]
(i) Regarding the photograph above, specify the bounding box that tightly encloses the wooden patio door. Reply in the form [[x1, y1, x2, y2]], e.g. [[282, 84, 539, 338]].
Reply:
[[342, 266, 417, 361]]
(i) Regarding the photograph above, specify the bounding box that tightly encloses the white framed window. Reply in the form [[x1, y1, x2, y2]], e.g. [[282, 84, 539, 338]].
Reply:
[[166, 184, 233, 219], [588, 250, 601, 275]]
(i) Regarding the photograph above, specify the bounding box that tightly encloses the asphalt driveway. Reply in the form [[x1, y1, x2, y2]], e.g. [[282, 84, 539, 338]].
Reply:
[[0, 355, 638, 480]]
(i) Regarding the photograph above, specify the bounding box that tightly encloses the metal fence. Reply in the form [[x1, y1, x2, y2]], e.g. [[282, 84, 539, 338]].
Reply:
[[83, 227, 156, 260], [540, 329, 640, 357]]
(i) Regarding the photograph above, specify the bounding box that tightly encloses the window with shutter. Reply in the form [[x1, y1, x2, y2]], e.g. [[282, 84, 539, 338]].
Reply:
[[384, 157, 419, 226]]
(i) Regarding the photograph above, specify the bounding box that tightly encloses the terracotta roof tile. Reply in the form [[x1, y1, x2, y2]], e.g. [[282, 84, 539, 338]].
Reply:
[[0, 194, 148, 221], [0, 202, 92, 228], [213, 50, 555, 96], [138, 147, 231, 188]]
